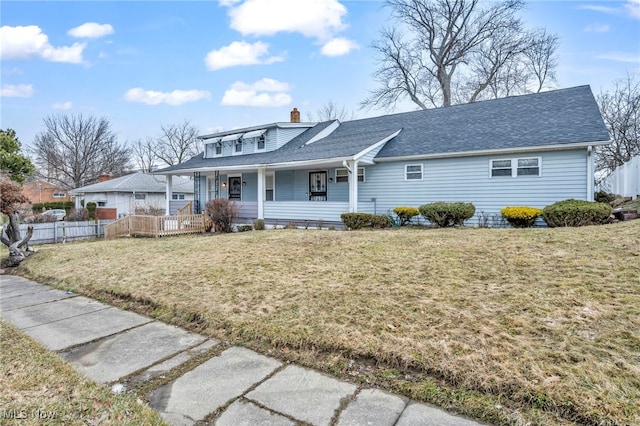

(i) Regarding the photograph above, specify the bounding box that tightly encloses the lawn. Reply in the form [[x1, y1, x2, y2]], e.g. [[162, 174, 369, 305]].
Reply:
[[15, 221, 640, 426], [0, 320, 167, 425]]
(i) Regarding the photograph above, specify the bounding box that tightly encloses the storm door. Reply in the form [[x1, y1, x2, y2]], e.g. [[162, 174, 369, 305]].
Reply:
[[228, 176, 242, 200], [309, 171, 327, 201]]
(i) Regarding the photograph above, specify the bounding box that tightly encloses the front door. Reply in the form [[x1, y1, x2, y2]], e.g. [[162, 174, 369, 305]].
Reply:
[[228, 176, 242, 200], [309, 171, 327, 201]]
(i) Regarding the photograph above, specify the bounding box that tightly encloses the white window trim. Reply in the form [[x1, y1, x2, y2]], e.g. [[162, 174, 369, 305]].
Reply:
[[52, 192, 66, 198], [214, 142, 223, 157], [335, 167, 365, 182], [233, 140, 243, 155], [255, 135, 267, 152], [265, 173, 275, 201], [404, 164, 423, 181], [490, 157, 542, 178]]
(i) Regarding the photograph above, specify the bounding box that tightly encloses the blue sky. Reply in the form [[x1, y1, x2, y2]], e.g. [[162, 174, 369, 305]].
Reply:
[[1, 0, 639, 151]]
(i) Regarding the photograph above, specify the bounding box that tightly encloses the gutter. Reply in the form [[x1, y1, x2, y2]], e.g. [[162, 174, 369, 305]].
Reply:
[[374, 140, 611, 163]]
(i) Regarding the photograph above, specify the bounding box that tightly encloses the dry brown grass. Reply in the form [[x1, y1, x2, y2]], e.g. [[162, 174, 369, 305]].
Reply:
[[17, 221, 640, 425], [0, 320, 167, 425]]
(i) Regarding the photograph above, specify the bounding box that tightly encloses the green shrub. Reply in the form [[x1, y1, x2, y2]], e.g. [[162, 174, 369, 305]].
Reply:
[[594, 190, 615, 204], [500, 206, 543, 228], [86, 202, 97, 220], [371, 214, 392, 229], [542, 199, 613, 227], [340, 213, 371, 230], [393, 206, 420, 226], [418, 202, 475, 227], [32, 201, 74, 212], [236, 225, 253, 232], [340, 213, 392, 229], [253, 219, 265, 230], [205, 199, 238, 233]]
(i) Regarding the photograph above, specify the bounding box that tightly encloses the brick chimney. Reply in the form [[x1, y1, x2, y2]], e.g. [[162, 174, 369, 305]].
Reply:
[[98, 174, 113, 183], [290, 107, 300, 123]]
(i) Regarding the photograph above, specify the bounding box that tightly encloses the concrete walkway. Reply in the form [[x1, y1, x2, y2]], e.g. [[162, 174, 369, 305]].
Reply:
[[0, 274, 485, 426]]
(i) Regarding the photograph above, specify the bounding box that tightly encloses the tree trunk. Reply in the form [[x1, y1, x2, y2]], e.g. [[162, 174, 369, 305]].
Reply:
[[1, 212, 34, 267]]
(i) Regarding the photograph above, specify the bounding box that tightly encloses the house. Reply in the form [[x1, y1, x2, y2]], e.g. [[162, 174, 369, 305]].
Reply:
[[155, 86, 610, 226], [70, 172, 193, 219], [22, 179, 72, 207]]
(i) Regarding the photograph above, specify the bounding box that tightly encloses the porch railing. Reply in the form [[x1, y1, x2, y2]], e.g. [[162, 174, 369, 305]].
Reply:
[[104, 213, 208, 239]]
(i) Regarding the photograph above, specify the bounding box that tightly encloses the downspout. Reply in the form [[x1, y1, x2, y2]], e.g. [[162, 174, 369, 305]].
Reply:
[[165, 175, 173, 215], [587, 146, 594, 201]]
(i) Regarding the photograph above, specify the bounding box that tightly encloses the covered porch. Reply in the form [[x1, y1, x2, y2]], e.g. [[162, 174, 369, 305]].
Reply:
[[162, 158, 375, 223]]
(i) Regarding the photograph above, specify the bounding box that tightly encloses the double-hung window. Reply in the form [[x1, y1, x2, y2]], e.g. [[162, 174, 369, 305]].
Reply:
[[234, 140, 243, 155], [256, 134, 266, 151], [491, 157, 540, 177], [335, 167, 364, 182], [405, 164, 423, 180]]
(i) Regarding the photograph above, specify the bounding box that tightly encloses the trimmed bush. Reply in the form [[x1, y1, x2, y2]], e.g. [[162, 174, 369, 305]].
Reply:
[[501, 206, 543, 228], [205, 199, 239, 233], [371, 214, 392, 229], [542, 199, 613, 227], [393, 206, 420, 226], [341, 213, 371, 230], [340, 213, 392, 230], [86, 202, 97, 220], [253, 219, 265, 230], [237, 225, 253, 232], [418, 202, 475, 227], [32, 201, 74, 212]]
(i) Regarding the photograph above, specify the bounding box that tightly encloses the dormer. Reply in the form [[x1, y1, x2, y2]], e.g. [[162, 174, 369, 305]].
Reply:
[[200, 108, 316, 159]]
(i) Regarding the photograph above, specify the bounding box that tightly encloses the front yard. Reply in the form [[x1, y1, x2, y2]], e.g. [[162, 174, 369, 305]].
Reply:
[[15, 221, 640, 425]]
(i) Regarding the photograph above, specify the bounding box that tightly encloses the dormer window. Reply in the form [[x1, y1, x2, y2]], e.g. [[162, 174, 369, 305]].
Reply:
[[234, 139, 243, 155], [256, 134, 266, 151], [214, 142, 222, 156]]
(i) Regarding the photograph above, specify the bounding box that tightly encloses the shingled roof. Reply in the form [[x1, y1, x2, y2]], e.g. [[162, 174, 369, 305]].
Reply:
[[70, 173, 193, 193], [157, 85, 609, 174]]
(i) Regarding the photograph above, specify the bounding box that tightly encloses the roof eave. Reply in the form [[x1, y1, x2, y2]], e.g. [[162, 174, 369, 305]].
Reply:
[[374, 140, 611, 162]]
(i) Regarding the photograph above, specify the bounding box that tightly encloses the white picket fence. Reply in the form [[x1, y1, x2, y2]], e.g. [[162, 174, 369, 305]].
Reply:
[[598, 156, 640, 199], [7, 220, 115, 245]]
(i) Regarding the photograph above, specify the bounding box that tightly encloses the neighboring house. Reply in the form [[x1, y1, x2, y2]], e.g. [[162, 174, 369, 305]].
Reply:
[[156, 86, 610, 226], [22, 179, 72, 207], [70, 172, 193, 219]]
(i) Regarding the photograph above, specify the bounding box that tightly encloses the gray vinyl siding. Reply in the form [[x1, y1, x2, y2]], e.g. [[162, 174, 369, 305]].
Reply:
[[242, 173, 258, 201], [275, 170, 295, 201], [359, 149, 588, 223]]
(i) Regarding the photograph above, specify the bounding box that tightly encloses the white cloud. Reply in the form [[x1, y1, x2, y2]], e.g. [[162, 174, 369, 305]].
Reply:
[[53, 101, 73, 110], [0, 25, 85, 63], [626, 0, 640, 18], [221, 78, 291, 107], [225, 0, 347, 40], [1, 84, 34, 97], [68, 23, 114, 38], [124, 88, 212, 105], [320, 37, 359, 56], [597, 52, 640, 63], [205, 40, 283, 70], [584, 23, 610, 33]]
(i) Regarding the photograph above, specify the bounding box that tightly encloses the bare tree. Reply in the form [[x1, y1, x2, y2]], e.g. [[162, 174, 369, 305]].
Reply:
[[596, 74, 640, 175], [131, 137, 157, 173], [306, 100, 358, 121], [154, 120, 200, 166], [32, 114, 131, 189], [362, 0, 559, 110]]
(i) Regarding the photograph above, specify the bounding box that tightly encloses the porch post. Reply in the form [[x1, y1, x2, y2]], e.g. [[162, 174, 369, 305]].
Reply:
[[257, 167, 265, 219], [165, 175, 173, 215], [348, 160, 359, 213]]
